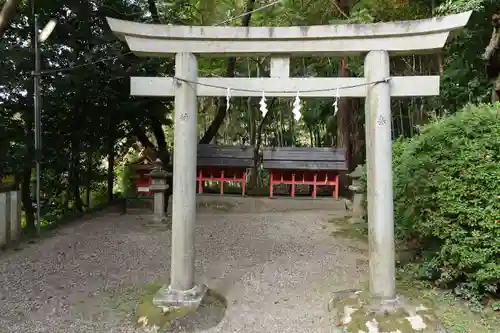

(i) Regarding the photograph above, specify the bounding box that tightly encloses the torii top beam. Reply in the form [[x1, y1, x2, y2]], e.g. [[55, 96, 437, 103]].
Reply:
[[107, 11, 471, 57]]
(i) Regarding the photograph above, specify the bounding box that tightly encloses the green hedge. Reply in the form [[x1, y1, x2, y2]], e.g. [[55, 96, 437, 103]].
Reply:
[[366, 103, 500, 302]]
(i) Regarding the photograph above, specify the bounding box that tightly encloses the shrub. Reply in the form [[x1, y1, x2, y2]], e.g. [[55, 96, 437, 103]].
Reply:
[[366, 103, 500, 302]]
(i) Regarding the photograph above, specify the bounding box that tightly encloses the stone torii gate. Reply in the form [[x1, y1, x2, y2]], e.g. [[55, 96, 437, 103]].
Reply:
[[107, 11, 471, 330]]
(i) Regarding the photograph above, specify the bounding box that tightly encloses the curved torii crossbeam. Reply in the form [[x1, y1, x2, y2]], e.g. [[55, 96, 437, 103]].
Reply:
[[107, 11, 471, 56], [106, 12, 472, 317]]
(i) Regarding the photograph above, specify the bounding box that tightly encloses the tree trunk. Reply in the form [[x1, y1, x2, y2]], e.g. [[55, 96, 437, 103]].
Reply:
[[407, 100, 414, 136], [70, 138, 84, 213], [21, 7, 36, 235], [63, 172, 69, 215], [336, 58, 352, 151], [278, 108, 284, 146], [69, 110, 84, 213], [483, 13, 500, 103], [349, 98, 363, 166], [21, 147, 35, 234], [248, 97, 258, 189], [249, 98, 275, 189], [399, 101, 405, 138], [335, 0, 353, 174], [86, 156, 91, 209], [107, 131, 115, 203], [147, 0, 160, 22], [493, 74, 500, 103]]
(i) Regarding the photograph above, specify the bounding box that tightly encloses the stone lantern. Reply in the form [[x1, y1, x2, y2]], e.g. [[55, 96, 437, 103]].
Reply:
[[347, 165, 365, 224], [148, 159, 169, 224]]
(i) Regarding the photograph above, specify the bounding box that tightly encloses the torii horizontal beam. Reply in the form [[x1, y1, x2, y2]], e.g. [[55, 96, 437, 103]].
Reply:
[[130, 76, 440, 97], [107, 11, 471, 56]]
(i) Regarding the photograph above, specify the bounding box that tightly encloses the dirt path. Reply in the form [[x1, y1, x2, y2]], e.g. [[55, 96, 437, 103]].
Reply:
[[0, 203, 367, 333]]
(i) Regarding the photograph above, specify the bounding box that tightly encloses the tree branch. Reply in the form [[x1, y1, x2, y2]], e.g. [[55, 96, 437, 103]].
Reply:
[[482, 28, 500, 60], [256, 98, 276, 146], [484, 13, 500, 100], [133, 127, 155, 149], [332, 0, 349, 19], [150, 115, 169, 166], [199, 0, 257, 144]]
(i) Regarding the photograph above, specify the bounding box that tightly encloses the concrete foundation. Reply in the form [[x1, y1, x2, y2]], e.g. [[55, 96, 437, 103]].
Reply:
[[153, 284, 208, 312]]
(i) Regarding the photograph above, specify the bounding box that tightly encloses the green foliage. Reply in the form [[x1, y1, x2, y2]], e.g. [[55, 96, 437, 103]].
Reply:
[[117, 163, 136, 196], [435, 0, 490, 15], [89, 184, 112, 207], [435, 3, 498, 112], [350, 0, 426, 23], [368, 103, 500, 302]]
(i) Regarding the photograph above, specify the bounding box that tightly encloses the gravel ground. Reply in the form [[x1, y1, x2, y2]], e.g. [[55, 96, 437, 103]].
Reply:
[[0, 205, 367, 333]]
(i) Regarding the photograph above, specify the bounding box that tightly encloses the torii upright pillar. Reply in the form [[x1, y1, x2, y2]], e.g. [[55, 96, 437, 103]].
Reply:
[[364, 50, 396, 299], [153, 52, 208, 307]]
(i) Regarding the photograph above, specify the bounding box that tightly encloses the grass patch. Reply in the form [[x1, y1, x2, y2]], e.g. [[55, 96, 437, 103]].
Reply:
[[396, 276, 500, 333]]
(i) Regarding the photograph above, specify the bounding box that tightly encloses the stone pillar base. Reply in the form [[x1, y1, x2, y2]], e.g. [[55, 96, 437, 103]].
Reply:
[[152, 215, 169, 225], [141, 216, 171, 230], [329, 289, 448, 333], [153, 283, 207, 312]]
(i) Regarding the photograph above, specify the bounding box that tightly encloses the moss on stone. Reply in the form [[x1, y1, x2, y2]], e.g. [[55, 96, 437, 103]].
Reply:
[[133, 284, 227, 332], [348, 310, 408, 332], [332, 290, 446, 333], [134, 295, 193, 329]]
